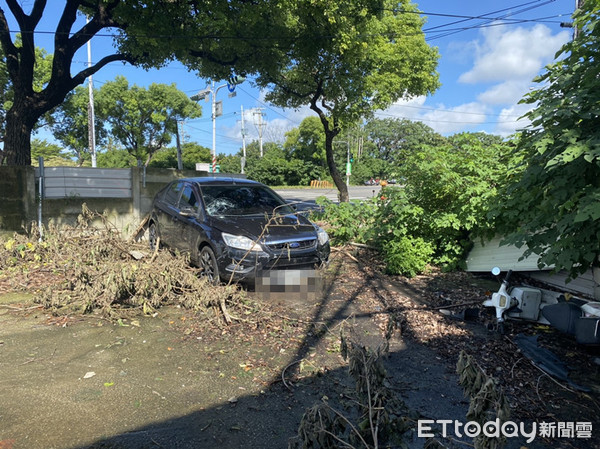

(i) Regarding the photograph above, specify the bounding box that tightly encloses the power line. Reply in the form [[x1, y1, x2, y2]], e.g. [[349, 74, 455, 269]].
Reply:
[[422, 0, 561, 41], [388, 103, 525, 118], [374, 111, 525, 125], [6, 0, 567, 44]]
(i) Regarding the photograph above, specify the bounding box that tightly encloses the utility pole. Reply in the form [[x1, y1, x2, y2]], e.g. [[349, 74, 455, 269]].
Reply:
[[240, 105, 247, 174], [191, 75, 245, 172], [252, 108, 266, 157], [175, 120, 183, 170], [86, 17, 96, 168], [561, 0, 584, 39]]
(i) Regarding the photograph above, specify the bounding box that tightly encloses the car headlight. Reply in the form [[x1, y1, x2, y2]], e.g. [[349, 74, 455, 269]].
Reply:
[[222, 233, 264, 252], [316, 226, 329, 246]]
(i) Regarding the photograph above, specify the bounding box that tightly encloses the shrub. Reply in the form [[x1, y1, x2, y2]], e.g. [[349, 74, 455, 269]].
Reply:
[[381, 236, 433, 277]]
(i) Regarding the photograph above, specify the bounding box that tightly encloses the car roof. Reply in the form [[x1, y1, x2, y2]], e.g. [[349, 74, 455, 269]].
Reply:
[[176, 177, 261, 186]]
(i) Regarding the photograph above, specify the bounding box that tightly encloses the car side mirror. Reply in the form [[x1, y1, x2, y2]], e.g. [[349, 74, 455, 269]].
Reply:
[[179, 207, 196, 217]]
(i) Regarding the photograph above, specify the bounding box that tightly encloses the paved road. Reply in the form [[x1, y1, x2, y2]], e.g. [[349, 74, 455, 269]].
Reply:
[[274, 185, 382, 210]]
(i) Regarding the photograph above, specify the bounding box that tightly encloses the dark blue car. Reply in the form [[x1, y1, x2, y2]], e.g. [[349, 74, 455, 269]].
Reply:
[[148, 177, 330, 284]]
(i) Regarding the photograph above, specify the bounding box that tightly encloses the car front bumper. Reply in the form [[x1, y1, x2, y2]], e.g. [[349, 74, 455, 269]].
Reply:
[[219, 244, 330, 283]]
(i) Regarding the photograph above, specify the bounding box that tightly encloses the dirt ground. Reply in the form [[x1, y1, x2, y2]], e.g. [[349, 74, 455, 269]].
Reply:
[[1, 248, 600, 449]]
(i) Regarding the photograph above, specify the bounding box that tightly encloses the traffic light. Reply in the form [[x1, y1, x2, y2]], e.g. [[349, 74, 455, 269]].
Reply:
[[350, 153, 354, 163]]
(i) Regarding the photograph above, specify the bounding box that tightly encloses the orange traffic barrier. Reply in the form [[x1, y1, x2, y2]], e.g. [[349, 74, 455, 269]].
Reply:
[[310, 180, 334, 188]]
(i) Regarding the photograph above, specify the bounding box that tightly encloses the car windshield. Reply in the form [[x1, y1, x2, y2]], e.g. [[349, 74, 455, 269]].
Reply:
[[200, 185, 294, 217]]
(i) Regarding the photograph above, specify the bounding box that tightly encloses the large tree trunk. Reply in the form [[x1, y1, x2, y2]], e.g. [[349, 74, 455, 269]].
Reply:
[[310, 98, 349, 203], [3, 103, 38, 166], [325, 131, 349, 202]]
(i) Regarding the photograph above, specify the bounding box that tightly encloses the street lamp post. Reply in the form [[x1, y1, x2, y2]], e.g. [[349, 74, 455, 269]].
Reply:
[[191, 76, 245, 173]]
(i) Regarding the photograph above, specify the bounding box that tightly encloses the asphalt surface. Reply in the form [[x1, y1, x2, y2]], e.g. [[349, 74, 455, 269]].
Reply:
[[274, 185, 382, 211]]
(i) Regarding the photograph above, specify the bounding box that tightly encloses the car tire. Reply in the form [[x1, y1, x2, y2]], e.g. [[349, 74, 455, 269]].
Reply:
[[199, 246, 220, 285], [148, 222, 159, 251]]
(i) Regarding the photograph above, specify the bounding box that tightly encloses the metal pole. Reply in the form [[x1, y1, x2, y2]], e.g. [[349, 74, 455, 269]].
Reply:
[[38, 157, 44, 241], [211, 81, 216, 173], [86, 17, 97, 168], [240, 105, 246, 174], [175, 120, 183, 170], [252, 108, 265, 157]]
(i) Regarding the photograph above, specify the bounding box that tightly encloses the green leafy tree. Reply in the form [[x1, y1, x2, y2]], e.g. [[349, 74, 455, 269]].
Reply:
[[30, 138, 73, 166], [350, 155, 393, 184], [398, 132, 516, 267], [51, 85, 107, 166], [241, 141, 321, 186], [283, 116, 327, 169], [150, 143, 212, 170], [217, 154, 242, 174], [97, 147, 136, 168], [364, 118, 446, 166], [491, 2, 600, 279], [0, 1, 294, 166], [258, 0, 439, 201], [244, 143, 289, 185], [96, 76, 202, 166], [316, 132, 516, 273]]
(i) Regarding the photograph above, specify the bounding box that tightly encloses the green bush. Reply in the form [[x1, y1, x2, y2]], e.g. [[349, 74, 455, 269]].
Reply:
[[311, 132, 516, 276], [313, 197, 378, 245], [382, 236, 433, 277]]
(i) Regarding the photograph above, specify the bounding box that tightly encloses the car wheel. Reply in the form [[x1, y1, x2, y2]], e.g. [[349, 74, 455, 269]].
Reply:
[[148, 222, 159, 251], [199, 246, 219, 284]]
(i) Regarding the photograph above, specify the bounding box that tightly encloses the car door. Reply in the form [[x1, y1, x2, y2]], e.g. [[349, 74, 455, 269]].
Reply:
[[156, 180, 184, 247], [171, 182, 202, 253]]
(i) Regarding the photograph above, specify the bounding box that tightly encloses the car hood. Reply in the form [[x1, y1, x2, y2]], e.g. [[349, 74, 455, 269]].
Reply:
[[208, 213, 318, 242]]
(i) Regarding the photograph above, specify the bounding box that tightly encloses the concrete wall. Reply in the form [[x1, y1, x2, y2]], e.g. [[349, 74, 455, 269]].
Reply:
[[0, 166, 36, 234], [0, 167, 203, 237]]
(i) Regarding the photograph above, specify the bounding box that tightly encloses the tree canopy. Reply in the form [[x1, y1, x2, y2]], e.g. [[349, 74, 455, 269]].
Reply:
[[491, 1, 600, 279], [256, 0, 440, 201], [364, 118, 445, 164], [0, 0, 294, 166], [95, 76, 202, 166], [51, 85, 108, 166]]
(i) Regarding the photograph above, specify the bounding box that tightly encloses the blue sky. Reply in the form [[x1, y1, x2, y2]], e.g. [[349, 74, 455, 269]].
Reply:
[[16, 0, 575, 155]]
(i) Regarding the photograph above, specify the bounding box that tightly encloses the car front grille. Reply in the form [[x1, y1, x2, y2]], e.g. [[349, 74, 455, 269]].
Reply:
[[266, 238, 317, 252]]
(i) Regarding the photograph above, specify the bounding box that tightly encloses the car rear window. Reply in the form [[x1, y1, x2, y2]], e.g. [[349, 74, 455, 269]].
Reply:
[[200, 185, 293, 216]]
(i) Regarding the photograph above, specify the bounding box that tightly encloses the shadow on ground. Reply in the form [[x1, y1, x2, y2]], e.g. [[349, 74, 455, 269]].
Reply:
[[1, 255, 597, 449]]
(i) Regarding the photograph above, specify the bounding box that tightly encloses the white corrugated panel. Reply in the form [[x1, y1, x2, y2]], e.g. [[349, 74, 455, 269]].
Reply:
[[465, 235, 551, 272], [528, 270, 596, 299], [466, 236, 599, 299], [39, 167, 132, 198]]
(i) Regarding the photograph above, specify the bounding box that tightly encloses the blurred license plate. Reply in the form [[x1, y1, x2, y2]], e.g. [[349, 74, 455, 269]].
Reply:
[[255, 269, 321, 295]]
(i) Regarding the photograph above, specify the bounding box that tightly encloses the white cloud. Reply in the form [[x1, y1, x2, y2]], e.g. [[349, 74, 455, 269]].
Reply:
[[477, 80, 532, 105], [420, 102, 489, 135], [493, 103, 534, 137], [224, 102, 314, 144], [378, 99, 489, 135], [379, 96, 428, 121], [459, 23, 569, 84]]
